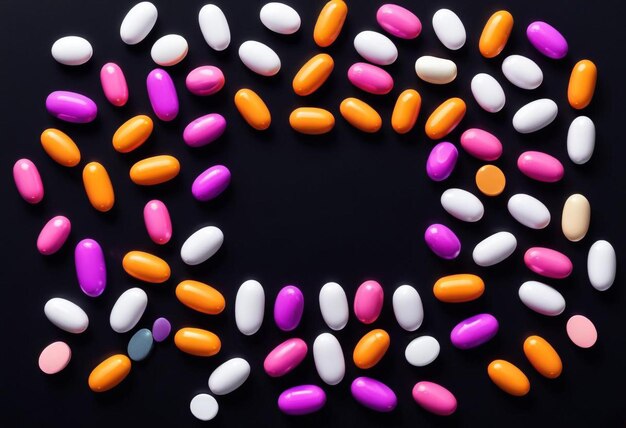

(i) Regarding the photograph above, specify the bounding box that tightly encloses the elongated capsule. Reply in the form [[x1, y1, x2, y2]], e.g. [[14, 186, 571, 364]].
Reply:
[[112, 115, 153, 153], [75, 238, 106, 297], [174, 328, 221, 356], [479, 11, 513, 58], [293, 53, 334, 96], [278, 385, 326, 415], [129, 155, 180, 185], [433, 274, 484, 303], [264, 338, 308, 377], [176, 280, 225, 315], [40, 129, 81, 166], [289, 108, 335, 135], [524, 247, 572, 279], [147, 68, 178, 121], [82, 162, 114, 212], [523, 335, 562, 378], [13, 159, 44, 204], [46, 91, 98, 123], [354, 280, 384, 324], [562, 194, 590, 242], [487, 360, 530, 396], [340, 98, 381, 133], [568, 60, 597, 110], [391, 89, 421, 134], [348, 62, 394, 95], [425, 97, 466, 139], [88, 354, 131, 392], [353, 329, 390, 369], [100, 63, 128, 107], [122, 251, 170, 283], [314, 0, 348, 47], [234, 89, 271, 130], [37, 216, 71, 255], [144, 200, 172, 244]]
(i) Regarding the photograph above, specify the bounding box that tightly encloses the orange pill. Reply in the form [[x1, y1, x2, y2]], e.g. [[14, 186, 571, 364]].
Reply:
[[174, 327, 221, 357], [353, 329, 390, 369], [234, 88, 271, 130], [122, 250, 170, 283], [523, 335, 562, 379], [475, 164, 506, 196], [424, 97, 466, 140], [487, 359, 530, 396], [289, 107, 335, 135], [82, 162, 115, 212], [313, 0, 348, 48], [88, 354, 131, 392], [112, 115, 153, 153], [293, 53, 334, 96], [340, 97, 382, 133], [40, 128, 81, 167], [568, 59, 597, 110], [129, 155, 180, 185], [433, 274, 485, 303], [479, 11, 514, 58], [176, 280, 226, 315], [391, 89, 421, 134]]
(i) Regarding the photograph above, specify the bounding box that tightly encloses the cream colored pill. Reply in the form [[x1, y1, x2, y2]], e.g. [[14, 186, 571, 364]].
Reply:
[[180, 226, 224, 265], [501, 55, 543, 90], [471, 73, 505, 113], [562, 194, 590, 242], [235, 280, 265, 335], [354, 31, 397, 65], [313, 332, 345, 385], [319, 282, 349, 330], [238, 41, 281, 76], [441, 188, 484, 222], [567, 116, 595, 165], [473, 231, 517, 266], [392, 285, 423, 332], [519, 281, 565, 316], [507, 194, 551, 229], [405, 336, 440, 367], [587, 240, 616, 291], [432, 9, 465, 50], [415, 56, 457, 84]]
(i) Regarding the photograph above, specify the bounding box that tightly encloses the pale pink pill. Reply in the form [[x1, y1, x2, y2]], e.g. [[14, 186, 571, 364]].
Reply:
[[37, 215, 71, 255], [460, 128, 503, 161], [517, 151, 564, 182], [376, 4, 422, 39], [38, 341, 72, 374], [143, 200, 172, 245], [186, 65, 225, 96], [13, 159, 44, 204], [566, 315, 597, 348], [524, 247, 573, 279], [354, 280, 384, 324], [347, 63, 394, 95], [412, 381, 457, 416], [100, 62, 129, 107]]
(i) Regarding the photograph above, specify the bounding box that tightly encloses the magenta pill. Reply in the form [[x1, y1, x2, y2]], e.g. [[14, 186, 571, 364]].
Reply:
[[264, 338, 308, 377], [152, 317, 172, 342], [183, 113, 226, 147], [347, 63, 394, 95], [354, 280, 384, 324], [526, 21, 568, 59], [45, 91, 97, 123], [274, 285, 304, 331], [517, 151, 564, 182], [143, 200, 172, 245], [424, 223, 461, 260], [460, 128, 502, 161], [351, 377, 397, 412], [376, 4, 422, 39], [186, 65, 225, 96], [74, 238, 106, 297], [524, 247, 573, 279], [13, 159, 44, 204], [100, 62, 128, 107], [426, 142, 458, 181], [147, 68, 179, 121], [412, 381, 457, 416], [450, 313, 499, 349], [191, 165, 231, 202], [37, 215, 71, 255], [278, 385, 326, 415]]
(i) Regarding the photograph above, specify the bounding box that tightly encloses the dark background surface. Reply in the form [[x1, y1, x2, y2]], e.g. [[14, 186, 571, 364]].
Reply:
[[1, 0, 625, 426]]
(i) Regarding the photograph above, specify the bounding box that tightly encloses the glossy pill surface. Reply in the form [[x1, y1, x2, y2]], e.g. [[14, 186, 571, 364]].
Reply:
[[264, 338, 308, 377], [405, 336, 440, 367], [112, 115, 153, 153], [524, 247, 573, 279], [479, 11, 513, 58], [488, 360, 530, 396], [199, 4, 230, 51], [289, 108, 335, 135], [82, 162, 114, 212], [424, 223, 461, 259], [348, 62, 393, 95], [235, 280, 265, 335], [176, 280, 225, 315], [151, 34, 188, 66], [432, 8, 465, 50], [441, 188, 484, 222], [234, 89, 271, 130], [190, 394, 218, 421], [147, 69, 178, 121], [120, 2, 158, 45], [313, 333, 345, 385], [143, 200, 172, 244], [109, 287, 148, 333], [527, 21, 568, 59], [391, 89, 421, 134], [278, 385, 326, 415], [392, 285, 423, 331], [260, 2, 301, 35], [568, 60, 597, 109], [319, 282, 349, 331], [562, 194, 590, 242], [122, 251, 170, 283], [44, 298, 88, 333], [130, 155, 180, 185], [39, 341, 71, 375], [434, 274, 484, 303], [425, 97, 466, 139], [192, 165, 231, 201], [518, 281, 565, 316], [566, 315, 597, 348], [513, 99, 558, 133], [40, 129, 81, 166], [353, 31, 397, 65], [38, 216, 71, 255], [180, 226, 224, 265], [426, 142, 458, 181], [460, 128, 502, 161], [473, 231, 517, 267], [128, 328, 153, 362], [100, 63, 128, 106], [293, 53, 334, 96], [238, 41, 281, 76], [353, 329, 390, 369], [152, 317, 171, 342], [88, 355, 131, 392], [13, 159, 43, 204], [567, 116, 595, 164], [412, 381, 457, 416], [51, 36, 92, 66], [174, 328, 221, 356], [471, 73, 505, 113], [314, 0, 348, 47], [588, 240, 616, 291], [523, 335, 562, 378], [274, 285, 304, 331], [475, 164, 506, 196], [183, 113, 226, 147], [415, 56, 457, 85], [351, 377, 397, 412], [340, 98, 381, 133], [75, 238, 106, 297], [508, 194, 551, 229], [209, 358, 250, 395], [186, 66, 225, 96], [450, 313, 498, 349], [501, 55, 543, 89], [376, 4, 421, 39], [517, 151, 564, 182], [354, 280, 383, 324], [46, 91, 97, 123]]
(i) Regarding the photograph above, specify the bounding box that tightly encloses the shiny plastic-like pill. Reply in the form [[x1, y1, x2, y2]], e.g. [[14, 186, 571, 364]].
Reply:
[[44, 297, 89, 334], [186, 66, 225, 96], [235, 280, 265, 335], [460, 128, 502, 161], [176, 280, 225, 315], [100, 63, 128, 107], [440, 188, 484, 222], [523, 335, 562, 378], [128, 328, 153, 362], [425, 97, 466, 139], [147, 69, 178, 121], [487, 360, 530, 396], [392, 285, 423, 331], [122, 251, 171, 283], [183, 113, 226, 147], [13, 159, 44, 204], [587, 240, 616, 291], [319, 282, 349, 331], [209, 357, 251, 395], [424, 223, 461, 259], [433, 274, 484, 303], [293, 53, 334, 96], [112, 115, 153, 153], [264, 338, 308, 377], [174, 328, 221, 356], [426, 142, 458, 181], [274, 285, 304, 331], [391, 89, 421, 134], [376, 4, 421, 39], [88, 354, 131, 392], [130, 155, 180, 185], [475, 164, 506, 196], [340, 97, 381, 133], [75, 238, 106, 297], [479, 10, 513, 58], [507, 194, 551, 229], [40, 129, 81, 166], [234, 88, 271, 130], [278, 385, 326, 415], [289, 108, 335, 135], [450, 313, 498, 349], [353, 329, 390, 369], [354, 280, 383, 324], [527, 21, 568, 59], [517, 151, 564, 183], [110, 287, 148, 333], [192, 165, 231, 202], [152, 317, 171, 342], [567, 116, 595, 164], [143, 200, 172, 245], [412, 381, 457, 416], [190, 394, 218, 421], [351, 377, 397, 412], [37, 216, 71, 255], [568, 60, 597, 109], [524, 247, 572, 279], [151, 34, 188, 66], [472, 231, 517, 267], [46, 91, 97, 123], [82, 162, 114, 212], [180, 226, 224, 265], [314, 0, 347, 47], [512, 99, 558, 133], [518, 281, 566, 316], [313, 333, 345, 385], [348, 62, 393, 95]]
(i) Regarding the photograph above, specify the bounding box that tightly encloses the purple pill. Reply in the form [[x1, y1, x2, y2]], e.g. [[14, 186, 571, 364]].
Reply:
[[426, 142, 458, 181], [278, 385, 326, 415], [74, 238, 106, 297], [46, 91, 97, 123], [424, 223, 461, 260], [274, 285, 304, 331], [526, 21, 568, 59], [191, 165, 231, 202], [351, 377, 397, 412], [183, 113, 226, 147], [152, 317, 171, 342], [147, 68, 179, 121], [186, 66, 225, 96], [450, 313, 499, 349]]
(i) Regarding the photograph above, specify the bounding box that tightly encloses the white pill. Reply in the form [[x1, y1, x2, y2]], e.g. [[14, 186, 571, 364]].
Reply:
[[518, 281, 565, 316], [313, 333, 345, 385], [190, 393, 218, 421], [588, 240, 616, 291], [473, 231, 517, 267], [260, 2, 301, 35], [109, 288, 148, 333], [209, 358, 251, 395], [441, 188, 484, 222], [198, 4, 230, 51], [51, 36, 93, 66], [501, 55, 543, 90], [354, 31, 398, 65], [180, 226, 224, 265], [471, 73, 506, 113], [392, 285, 424, 332], [507, 194, 551, 229], [150, 34, 188, 66], [512, 99, 558, 133], [432, 9, 466, 50], [44, 298, 89, 334], [405, 336, 440, 367], [235, 280, 265, 335], [567, 116, 595, 165], [318, 282, 349, 331], [120, 2, 158, 45], [238, 41, 281, 76], [414, 56, 457, 84]]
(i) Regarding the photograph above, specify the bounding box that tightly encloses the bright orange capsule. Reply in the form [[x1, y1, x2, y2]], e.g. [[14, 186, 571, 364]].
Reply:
[[314, 0, 348, 48], [289, 107, 335, 135], [391, 89, 421, 134], [523, 335, 562, 379], [122, 250, 170, 283], [487, 359, 530, 396], [88, 354, 131, 392], [112, 115, 153, 153], [176, 280, 226, 315], [479, 11, 514, 58], [425, 97, 466, 140], [433, 274, 485, 303], [353, 329, 390, 369], [129, 155, 180, 185], [568, 59, 597, 110], [234, 88, 271, 130], [293, 53, 334, 96], [340, 97, 382, 133], [40, 128, 81, 167], [174, 327, 221, 357], [83, 162, 115, 212]]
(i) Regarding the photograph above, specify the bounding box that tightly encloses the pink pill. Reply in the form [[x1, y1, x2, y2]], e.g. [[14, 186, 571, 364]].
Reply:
[[38, 341, 71, 374], [424, 223, 461, 260], [75, 238, 106, 297], [460, 128, 502, 161], [412, 381, 457, 416], [186, 65, 225, 96], [566, 315, 597, 348], [45, 91, 98, 123], [264, 338, 308, 377], [351, 377, 397, 412], [143, 200, 172, 245], [376, 4, 422, 39], [13, 159, 44, 204], [517, 151, 564, 182], [183, 113, 226, 147], [191, 165, 231, 202], [426, 142, 458, 181], [354, 280, 384, 324], [347, 63, 394, 95], [524, 247, 573, 279], [37, 215, 71, 255], [100, 62, 129, 107], [147, 68, 179, 121], [527, 21, 568, 59]]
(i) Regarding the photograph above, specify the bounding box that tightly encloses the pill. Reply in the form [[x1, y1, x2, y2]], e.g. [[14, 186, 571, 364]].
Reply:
[[39, 341, 71, 375], [88, 354, 131, 392], [192, 165, 231, 202], [186, 66, 225, 96], [412, 381, 457, 416], [351, 377, 397, 412], [512, 99, 558, 133], [376, 4, 421, 39], [450, 313, 498, 349], [313, 333, 345, 385], [209, 357, 250, 395], [127, 328, 153, 362], [313, 0, 347, 47], [527, 21, 568, 59], [440, 188, 484, 222], [46, 91, 97, 123], [234, 88, 271, 130], [501, 55, 543, 90], [518, 281, 565, 316], [471, 73, 505, 113], [144, 200, 172, 245], [562, 194, 591, 242], [353, 31, 398, 65], [426, 142, 458, 181], [517, 151, 564, 182], [524, 247, 573, 279], [176, 280, 225, 315], [432, 9, 465, 50], [415, 56, 457, 85], [523, 335, 562, 378], [122, 251, 171, 283], [391, 89, 421, 134], [588, 240, 616, 291], [289, 108, 335, 135], [475, 164, 506, 196], [433, 274, 484, 303], [44, 297, 89, 334], [424, 97, 466, 139], [13, 159, 43, 204], [180, 225, 224, 265], [146, 68, 178, 121], [238, 41, 281, 76], [339, 97, 382, 133], [487, 360, 530, 396], [51, 36, 92, 66], [82, 162, 114, 212], [152, 317, 171, 342], [566, 315, 597, 348], [183, 113, 226, 147], [112, 115, 153, 153], [405, 336, 440, 367], [130, 155, 180, 185], [235, 279, 265, 335], [567, 116, 595, 164], [190, 393, 219, 421], [293, 54, 334, 96], [424, 223, 461, 259], [40, 129, 81, 167], [198, 4, 230, 51], [353, 329, 390, 369], [110, 287, 148, 333], [260, 2, 301, 34], [348, 62, 393, 95], [479, 10, 513, 58], [274, 285, 304, 331], [392, 285, 423, 331], [473, 231, 517, 267], [460, 128, 502, 161], [74, 238, 106, 297], [507, 194, 550, 229], [264, 338, 307, 377], [568, 60, 597, 109], [37, 216, 71, 255], [174, 328, 221, 356], [120, 1, 158, 45], [319, 282, 349, 331], [354, 280, 384, 324], [278, 385, 326, 415], [100, 63, 128, 107]]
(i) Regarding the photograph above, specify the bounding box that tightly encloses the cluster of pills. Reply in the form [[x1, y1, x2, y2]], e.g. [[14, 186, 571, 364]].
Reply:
[[13, 0, 618, 422]]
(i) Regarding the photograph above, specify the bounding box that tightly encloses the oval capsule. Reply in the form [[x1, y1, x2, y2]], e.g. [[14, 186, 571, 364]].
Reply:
[[566, 315, 597, 348], [473, 231, 517, 267], [527, 21, 568, 59], [147, 68, 178, 121], [192, 165, 231, 202], [392, 285, 423, 331], [488, 360, 530, 396], [174, 328, 221, 357], [147, 34, 186, 66], [450, 313, 499, 349], [238, 41, 281, 76], [351, 377, 397, 412], [340, 98, 381, 133], [460, 128, 502, 161], [391, 89, 421, 134], [518, 281, 565, 316], [524, 247, 573, 279], [588, 240, 616, 291], [426, 142, 458, 181], [198, 4, 230, 51], [122, 251, 170, 283], [120, 1, 158, 45], [130, 155, 180, 185], [353, 30, 397, 65], [354, 280, 383, 324], [319, 282, 349, 331], [562, 194, 590, 242], [176, 280, 225, 315], [51, 36, 92, 66], [278, 385, 326, 415], [313, 333, 345, 385], [180, 226, 224, 265], [152, 317, 171, 342], [235, 280, 265, 335], [433, 274, 484, 303], [501, 55, 543, 90], [112, 115, 153, 153], [46, 91, 97, 123], [183, 113, 226, 148], [109, 287, 148, 333], [432, 8, 465, 50], [88, 354, 131, 392], [39, 341, 72, 375], [567, 116, 595, 165], [13, 159, 44, 204], [568, 60, 597, 109], [75, 238, 106, 297], [264, 338, 308, 377], [40, 128, 81, 166], [348, 62, 393, 95], [186, 66, 225, 96], [513, 99, 558, 133], [353, 329, 390, 369], [293, 53, 334, 96], [37, 216, 71, 255], [517, 151, 564, 183], [289, 108, 335, 135], [415, 56, 457, 85], [260, 2, 301, 35], [376, 4, 421, 39], [234, 88, 271, 130], [424, 223, 461, 259], [82, 162, 114, 212], [44, 297, 89, 334], [143, 200, 172, 244], [405, 336, 440, 367], [471, 73, 505, 113], [412, 381, 457, 416], [313, 0, 347, 47], [507, 194, 551, 229], [425, 97, 466, 140], [479, 10, 513, 58], [441, 188, 484, 222], [274, 285, 304, 331], [100, 63, 128, 107], [209, 358, 251, 395], [523, 335, 562, 378]]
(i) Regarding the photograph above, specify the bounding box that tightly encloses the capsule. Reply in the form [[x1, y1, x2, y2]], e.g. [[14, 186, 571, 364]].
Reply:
[[376, 4, 422, 39], [183, 113, 226, 147], [234, 89, 271, 130], [479, 11, 513, 58], [524, 247, 572, 279], [425, 97, 466, 140], [110, 288, 148, 333], [319, 282, 349, 331], [353, 329, 390, 369], [100, 63, 128, 107], [13, 159, 44, 204], [424, 223, 461, 259], [112, 115, 153, 153], [289, 108, 335, 135], [176, 280, 225, 315], [562, 194, 590, 242], [392, 285, 423, 331], [278, 385, 326, 415], [293, 53, 334, 96], [527, 21, 568, 59], [450, 313, 498, 349], [588, 240, 616, 291], [391, 89, 421, 134], [82, 162, 114, 212], [313, 333, 345, 385], [40, 129, 81, 166], [129, 155, 180, 185], [519, 281, 566, 316], [412, 381, 457, 416], [235, 280, 265, 335], [143, 200, 172, 245], [340, 97, 381, 133], [37, 216, 71, 255], [209, 357, 251, 395], [192, 165, 231, 202], [75, 238, 106, 297], [264, 338, 308, 377], [523, 335, 562, 379], [568, 60, 597, 110], [426, 142, 458, 182], [487, 360, 530, 396], [517, 151, 564, 183], [433, 274, 484, 303], [354, 280, 384, 324], [122, 251, 170, 283], [274, 285, 304, 331], [88, 354, 131, 392], [146, 68, 178, 121], [351, 377, 397, 412], [186, 65, 225, 96], [347, 62, 393, 95], [313, 0, 348, 47], [174, 328, 221, 356], [46, 91, 98, 123]]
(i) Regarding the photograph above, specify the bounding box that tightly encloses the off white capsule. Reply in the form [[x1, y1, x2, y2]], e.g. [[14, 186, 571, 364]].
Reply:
[[313, 333, 345, 385], [260, 2, 301, 35], [319, 282, 349, 331], [567, 116, 595, 165], [432, 9, 466, 50], [507, 194, 551, 229], [405, 336, 440, 367], [562, 194, 591, 242], [44, 298, 89, 334], [180, 226, 224, 265], [238, 41, 281, 76], [518, 281, 565, 316], [235, 280, 265, 335], [120, 2, 158, 45], [199, 4, 231, 51], [512, 99, 558, 133], [208, 358, 251, 395], [51, 36, 93, 66], [473, 231, 517, 267], [414, 56, 457, 84], [109, 287, 148, 333], [587, 240, 616, 291], [501, 55, 543, 90], [441, 188, 484, 222], [354, 31, 398, 65], [471, 73, 506, 113], [151, 34, 188, 66], [392, 285, 424, 332]]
